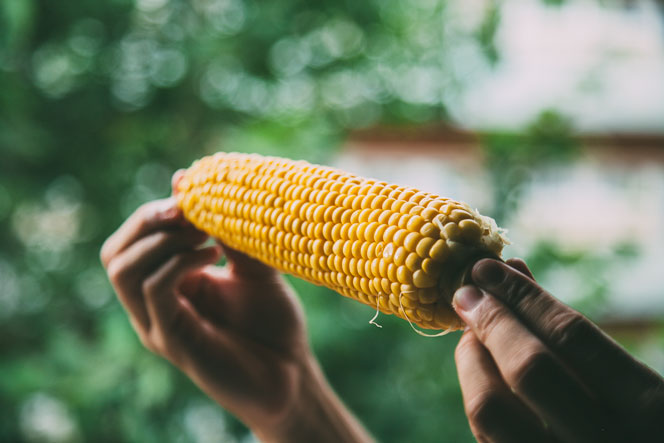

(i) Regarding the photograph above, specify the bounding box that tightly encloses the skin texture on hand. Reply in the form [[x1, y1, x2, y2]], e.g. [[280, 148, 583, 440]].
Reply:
[[453, 258, 664, 443], [100, 192, 373, 442]]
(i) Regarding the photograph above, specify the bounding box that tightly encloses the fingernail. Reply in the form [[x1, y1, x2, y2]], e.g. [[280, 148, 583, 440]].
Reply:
[[161, 207, 179, 220], [473, 260, 505, 287], [453, 286, 483, 312]]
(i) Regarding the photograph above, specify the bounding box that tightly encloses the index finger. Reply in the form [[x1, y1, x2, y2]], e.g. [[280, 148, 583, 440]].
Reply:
[[100, 198, 185, 268], [455, 330, 554, 443], [471, 259, 664, 409]]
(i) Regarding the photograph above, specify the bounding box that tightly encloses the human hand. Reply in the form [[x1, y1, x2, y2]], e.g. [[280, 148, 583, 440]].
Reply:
[[100, 194, 311, 430], [453, 258, 664, 443], [100, 175, 372, 442]]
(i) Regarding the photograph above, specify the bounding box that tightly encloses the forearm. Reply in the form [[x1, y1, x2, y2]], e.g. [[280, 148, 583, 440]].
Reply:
[[255, 355, 374, 443]]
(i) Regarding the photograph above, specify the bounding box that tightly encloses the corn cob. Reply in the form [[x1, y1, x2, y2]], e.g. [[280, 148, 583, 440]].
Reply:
[[176, 152, 507, 331]]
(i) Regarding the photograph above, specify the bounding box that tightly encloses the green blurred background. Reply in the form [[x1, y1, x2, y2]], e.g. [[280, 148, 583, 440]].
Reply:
[[2, 0, 663, 442]]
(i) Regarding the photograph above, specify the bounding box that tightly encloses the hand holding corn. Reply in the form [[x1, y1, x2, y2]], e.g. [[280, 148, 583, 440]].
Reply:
[[453, 259, 664, 442], [100, 194, 374, 443]]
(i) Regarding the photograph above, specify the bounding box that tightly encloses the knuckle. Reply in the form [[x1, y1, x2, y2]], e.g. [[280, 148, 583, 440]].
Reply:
[[135, 212, 151, 233], [141, 276, 158, 297], [466, 390, 510, 431], [100, 240, 112, 267], [171, 252, 190, 269], [547, 311, 591, 350], [509, 346, 555, 392], [137, 331, 155, 353], [138, 201, 156, 218], [147, 328, 166, 354], [136, 202, 159, 229], [455, 335, 472, 361], [107, 259, 129, 286], [141, 253, 186, 296], [152, 230, 172, 247], [474, 302, 508, 343], [504, 276, 542, 306], [455, 331, 478, 362], [148, 328, 179, 362]]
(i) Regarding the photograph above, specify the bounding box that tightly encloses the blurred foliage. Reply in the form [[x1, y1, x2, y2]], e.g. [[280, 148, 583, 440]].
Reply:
[[474, 2, 500, 66], [0, 0, 659, 442], [521, 240, 634, 319], [541, 0, 566, 6], [482, 110, 579, 224], [0, 0, 497, 442]]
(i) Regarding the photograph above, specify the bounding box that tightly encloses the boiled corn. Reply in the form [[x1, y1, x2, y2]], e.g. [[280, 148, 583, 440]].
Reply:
[[176, 152, 507, 331]]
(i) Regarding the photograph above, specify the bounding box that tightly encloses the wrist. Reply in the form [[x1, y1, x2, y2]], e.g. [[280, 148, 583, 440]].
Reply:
[[254, 354, 373, 443]]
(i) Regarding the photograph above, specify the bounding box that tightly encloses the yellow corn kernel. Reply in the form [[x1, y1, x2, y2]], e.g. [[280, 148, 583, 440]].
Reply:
[[176, 152, 507, 331]]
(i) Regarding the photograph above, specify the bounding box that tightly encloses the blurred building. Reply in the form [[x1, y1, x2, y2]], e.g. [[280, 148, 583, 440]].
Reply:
[[447, 0, 664, 133]]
